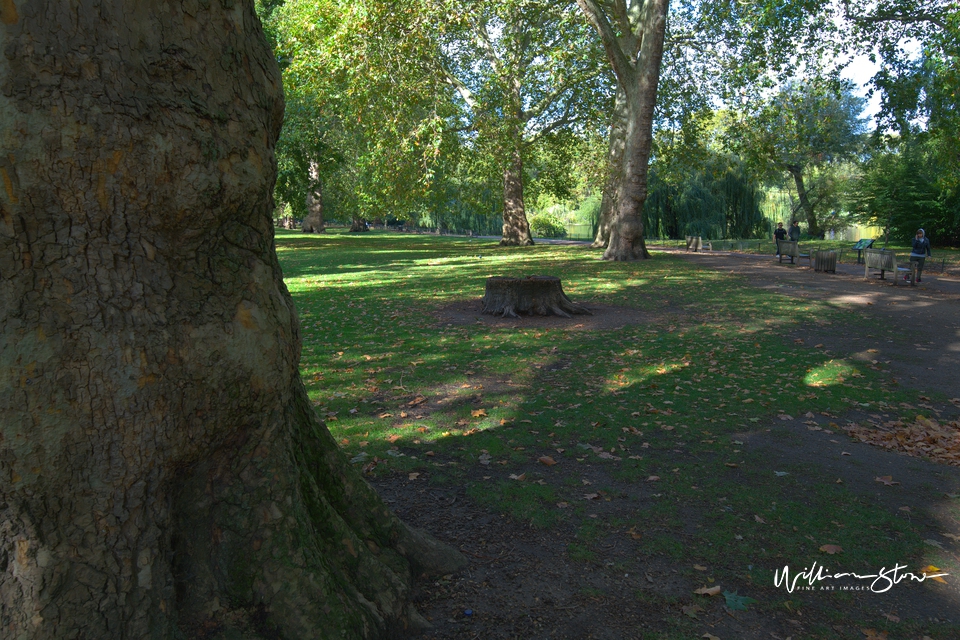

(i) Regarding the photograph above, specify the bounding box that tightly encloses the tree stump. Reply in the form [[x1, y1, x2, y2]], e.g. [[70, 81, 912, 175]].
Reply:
[[482, 276, 592, 318]]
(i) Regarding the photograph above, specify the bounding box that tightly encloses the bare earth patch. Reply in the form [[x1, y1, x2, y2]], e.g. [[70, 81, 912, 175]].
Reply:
[[435, 299, 656, 331]]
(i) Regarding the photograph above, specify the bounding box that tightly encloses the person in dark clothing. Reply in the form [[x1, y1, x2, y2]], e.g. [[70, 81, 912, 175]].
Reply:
[[909, 228, 932, 282], [788, 221, 801, 242], [774, 222, 786, 256]]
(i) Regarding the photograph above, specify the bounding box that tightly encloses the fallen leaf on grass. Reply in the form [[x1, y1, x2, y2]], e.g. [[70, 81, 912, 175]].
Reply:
[[875, 476, 900, 486], [471, 409, 488, 418], [819, 544, 844, 554], [693, 564, 708, 571], [681, 604, 702, 618], [754, 515, 766, 524], [647, 475, 660, 482], [584, 493, 599, 500], [386, 434, 401, 443], [627, 527, 642, 540], [407, 472, 420, 480], [509, 473, 526, 481], [861, 629, 888, 640], [694, 585, 722, 596], [538, 456, 557, 466], [883, 613, 900, 622], [920, 565, 948, 583], [723, 590, 757, 611], [701, 634, 720, 640], [725, 463, 739, 468], [845, 416, 960, 466]]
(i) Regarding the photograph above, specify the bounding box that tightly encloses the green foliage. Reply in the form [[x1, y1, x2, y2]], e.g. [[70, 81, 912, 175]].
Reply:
[[644, 154, 767, 240], [528, 213, 568, 238], [848, 136, 960, 245]]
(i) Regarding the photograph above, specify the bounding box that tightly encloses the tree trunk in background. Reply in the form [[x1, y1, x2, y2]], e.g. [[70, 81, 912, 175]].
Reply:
[[788, 166, 822, 239], [0, 2, 463, 638], [350, 217, 369, 232], [500, 152, 534, 246], [301, 160, 325, 233], [592, 86, 627, 248]]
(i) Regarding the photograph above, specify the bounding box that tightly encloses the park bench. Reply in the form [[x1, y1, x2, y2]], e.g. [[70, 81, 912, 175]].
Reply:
[[863, 248, 915, 286], [777, 240, 811, 267]]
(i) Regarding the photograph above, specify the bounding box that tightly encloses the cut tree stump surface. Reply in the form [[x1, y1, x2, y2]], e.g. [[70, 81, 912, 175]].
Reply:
[[481, 276, 591, 318]]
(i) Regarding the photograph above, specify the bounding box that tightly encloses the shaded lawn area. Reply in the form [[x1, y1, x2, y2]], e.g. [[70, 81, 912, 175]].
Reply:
[[277, 229, 960, 639]]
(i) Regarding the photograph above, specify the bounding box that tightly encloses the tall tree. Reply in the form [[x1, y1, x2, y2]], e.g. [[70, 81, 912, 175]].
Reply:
[[437, 0, 610, 245], [724, 79, 866, 238], [0, 1, 462, 638], [575, 0, 669, 260]]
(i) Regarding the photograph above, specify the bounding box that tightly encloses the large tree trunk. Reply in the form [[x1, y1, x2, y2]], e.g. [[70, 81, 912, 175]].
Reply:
[[577, 0, 668, 261], [500, 151, 534, 246], [787, 165, 822, 238], [301, 160, 325, 233], [592, 86, 628, 248], [0, 2, 462, 639], [601, 2, 667, 261]]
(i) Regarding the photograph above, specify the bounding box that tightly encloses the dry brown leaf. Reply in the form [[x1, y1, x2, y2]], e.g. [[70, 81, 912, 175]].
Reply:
[[584, 492, 599, 500], [725, 462, 739, 468], [875, 476, 900, 486], [860, 629, 888, 640], [754, 515, 766, 524], [819, 544, 844, 554], [693, 564, 707, 571], [407, 472, 420, 480], [883, 613, 900, 623], [647, 475, 660, 482], [701, 634, 720, 640], [508, 473, 526, 481], [386, 434, 401, 443], [694, 585, 722, 596], [627, 527, 642, 540], [538, 456, 557, 466], [471, 408, 488, 418]]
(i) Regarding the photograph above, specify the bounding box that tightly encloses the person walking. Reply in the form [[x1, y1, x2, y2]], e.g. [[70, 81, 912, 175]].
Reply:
[[788, 221, 801, 242], [774, 222, 786, 256], [909, 228, 932, 282]]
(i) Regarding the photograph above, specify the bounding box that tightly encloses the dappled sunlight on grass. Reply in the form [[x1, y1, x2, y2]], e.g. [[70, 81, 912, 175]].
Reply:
[[804, 360, 859, 387], [274, 231, 960, 631]]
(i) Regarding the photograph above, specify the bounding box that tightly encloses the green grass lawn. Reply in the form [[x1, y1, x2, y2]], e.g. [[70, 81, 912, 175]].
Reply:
[[277, 228, 958, 637]]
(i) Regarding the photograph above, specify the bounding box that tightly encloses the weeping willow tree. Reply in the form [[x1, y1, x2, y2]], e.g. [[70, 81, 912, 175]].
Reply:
[[644, 155, 766, 240]]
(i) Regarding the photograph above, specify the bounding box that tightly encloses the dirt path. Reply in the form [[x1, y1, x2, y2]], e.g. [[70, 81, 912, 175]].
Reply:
[[380, 250, 960, 640]]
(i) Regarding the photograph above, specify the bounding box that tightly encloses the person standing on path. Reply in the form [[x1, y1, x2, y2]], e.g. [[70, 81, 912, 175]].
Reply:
[[910, 228, 932, 282], [788, 221, 801, 242], [774, 222, 787, 256]]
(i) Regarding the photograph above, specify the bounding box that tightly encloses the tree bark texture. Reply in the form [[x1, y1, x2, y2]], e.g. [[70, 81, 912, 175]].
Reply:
[[481, 277, 591, 318], [499, 152, 534, 246], [301, 160, 324, 233], [349, 217, 369, 232], [0, 2, 462, 639], [592, 86, 627, 249]]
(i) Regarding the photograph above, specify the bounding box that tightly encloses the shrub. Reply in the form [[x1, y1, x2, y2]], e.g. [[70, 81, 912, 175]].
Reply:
[[529, 213, 568, 238]]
